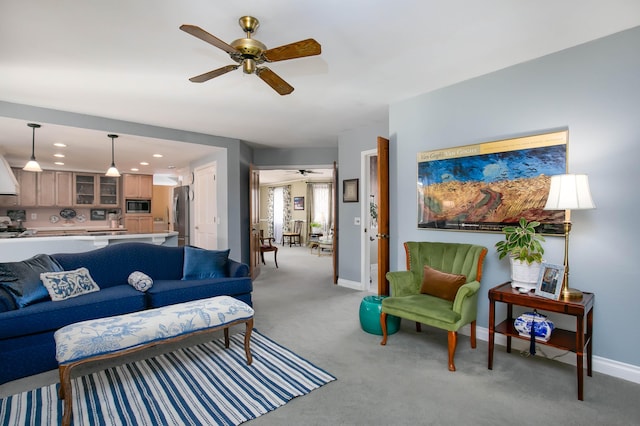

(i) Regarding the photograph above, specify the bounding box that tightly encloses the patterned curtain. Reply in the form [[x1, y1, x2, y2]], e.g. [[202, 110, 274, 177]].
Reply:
[[283, 185, 292, 232], [267, 187, 275, 237]]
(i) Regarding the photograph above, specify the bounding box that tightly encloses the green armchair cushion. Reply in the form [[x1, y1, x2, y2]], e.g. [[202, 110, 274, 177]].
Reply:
[[420, 265, 466, 301]]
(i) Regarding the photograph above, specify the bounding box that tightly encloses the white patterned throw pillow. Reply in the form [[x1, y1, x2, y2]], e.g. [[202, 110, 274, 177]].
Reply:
[[40, 267, 100, 301], [128, 271, 153, 292]]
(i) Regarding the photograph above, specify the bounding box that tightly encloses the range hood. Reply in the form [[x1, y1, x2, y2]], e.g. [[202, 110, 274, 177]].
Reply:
[[0, 155, 19, 195]]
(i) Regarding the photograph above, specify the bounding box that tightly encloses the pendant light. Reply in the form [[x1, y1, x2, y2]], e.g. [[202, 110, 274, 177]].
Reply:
[[105, 134, 120, 177], [23, 123, 43, 172]]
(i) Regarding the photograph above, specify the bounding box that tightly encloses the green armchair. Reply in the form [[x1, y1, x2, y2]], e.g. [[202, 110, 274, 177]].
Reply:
[[381, 241, 487, 371]]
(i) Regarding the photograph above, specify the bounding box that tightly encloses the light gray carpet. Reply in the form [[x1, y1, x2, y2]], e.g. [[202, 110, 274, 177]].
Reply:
[[2, 245, 640, 425]]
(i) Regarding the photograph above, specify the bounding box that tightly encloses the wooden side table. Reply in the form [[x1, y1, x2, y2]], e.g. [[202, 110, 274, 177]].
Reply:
[[488, 282, 594, 400]]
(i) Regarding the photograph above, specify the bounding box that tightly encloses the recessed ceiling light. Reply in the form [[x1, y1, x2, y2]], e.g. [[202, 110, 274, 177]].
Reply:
[[131, 168, 139, 172], [167, 165, 175, 169], [153, 154, 163, 158], [54, 153, 65, 158], [54, 161, 64, 165], [140, 161, 149, 166], [53, 143, 67, 147]]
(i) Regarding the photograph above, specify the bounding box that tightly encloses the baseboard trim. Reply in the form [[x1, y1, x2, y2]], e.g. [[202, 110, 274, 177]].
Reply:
[[337, 278, 364, 291], [457, 325, 640, 384]]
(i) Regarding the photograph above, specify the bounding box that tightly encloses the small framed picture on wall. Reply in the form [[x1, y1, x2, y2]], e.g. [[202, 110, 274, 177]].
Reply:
[[294, 196, 305, 210], [343, 179, 359, 203]]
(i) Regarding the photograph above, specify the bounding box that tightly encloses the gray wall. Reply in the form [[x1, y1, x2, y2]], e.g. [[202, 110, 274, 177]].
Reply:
[[252, 146, 337, 168], [389, 26, 640, 367]]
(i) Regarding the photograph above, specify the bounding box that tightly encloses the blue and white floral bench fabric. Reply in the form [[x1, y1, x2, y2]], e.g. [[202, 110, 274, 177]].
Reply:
[[54, 295, 254, 426]]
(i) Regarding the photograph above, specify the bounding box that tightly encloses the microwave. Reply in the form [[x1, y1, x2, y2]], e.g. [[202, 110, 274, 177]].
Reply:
[[126, 199, 151, 214]]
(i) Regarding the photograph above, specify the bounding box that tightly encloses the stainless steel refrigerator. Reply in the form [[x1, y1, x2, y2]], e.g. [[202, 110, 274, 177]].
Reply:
[[173, 185, 190, 246]]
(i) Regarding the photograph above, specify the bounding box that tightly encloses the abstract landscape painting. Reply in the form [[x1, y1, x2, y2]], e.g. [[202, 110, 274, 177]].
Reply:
[[417, 131, 567, 234]]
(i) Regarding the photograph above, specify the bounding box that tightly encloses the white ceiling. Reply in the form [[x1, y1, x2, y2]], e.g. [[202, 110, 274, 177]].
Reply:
[[1, 1, 639, 179]]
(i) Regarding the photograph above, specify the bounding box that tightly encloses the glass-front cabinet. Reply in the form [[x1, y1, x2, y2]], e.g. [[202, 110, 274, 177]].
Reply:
[[74, 173, 96, 206], [73, 173, 120, 207], [99, 176, 119, 206]]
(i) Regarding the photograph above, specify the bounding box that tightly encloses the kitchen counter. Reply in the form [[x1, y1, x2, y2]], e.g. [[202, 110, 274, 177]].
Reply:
[[0, 231, 179, 262]]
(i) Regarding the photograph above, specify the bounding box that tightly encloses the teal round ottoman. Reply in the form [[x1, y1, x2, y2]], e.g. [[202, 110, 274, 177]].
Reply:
[[359, 295, 401, 335]]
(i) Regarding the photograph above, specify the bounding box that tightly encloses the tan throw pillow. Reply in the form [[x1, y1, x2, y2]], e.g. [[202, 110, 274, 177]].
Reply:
[[420, 265, 467, 301]]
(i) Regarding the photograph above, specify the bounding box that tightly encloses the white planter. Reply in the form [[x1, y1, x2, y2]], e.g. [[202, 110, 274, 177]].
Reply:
[[311, 227, 322, 234], [509, 258, 542, 292]]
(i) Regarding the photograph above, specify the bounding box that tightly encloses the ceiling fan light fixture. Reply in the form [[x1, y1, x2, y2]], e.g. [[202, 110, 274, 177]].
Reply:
[[105, 134, 120, 177], [243, 58, 256, 74], [23, 123, 43, 172]]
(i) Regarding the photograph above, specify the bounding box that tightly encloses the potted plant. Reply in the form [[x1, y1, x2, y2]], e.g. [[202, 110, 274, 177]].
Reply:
[[495, 218, 545, 292], [310, 221, 322, 234]]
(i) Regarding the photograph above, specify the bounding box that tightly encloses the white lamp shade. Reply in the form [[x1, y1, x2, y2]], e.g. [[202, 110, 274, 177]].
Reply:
[[23, 159, 42, 172], [105, 166, 121, 177], [544, 174, 595, 210]]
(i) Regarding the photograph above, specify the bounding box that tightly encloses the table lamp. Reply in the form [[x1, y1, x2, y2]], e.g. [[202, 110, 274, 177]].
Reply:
[[543, 174, 595, 299]]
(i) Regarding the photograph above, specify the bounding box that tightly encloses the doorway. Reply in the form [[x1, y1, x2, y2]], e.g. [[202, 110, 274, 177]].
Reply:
[[361, 149, 378, 293]]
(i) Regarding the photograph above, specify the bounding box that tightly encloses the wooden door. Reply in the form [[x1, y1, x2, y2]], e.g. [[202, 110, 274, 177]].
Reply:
[[193, 164, 217, 249], [249, 165, 261, 280], [377, 137, 390, 295], [332, 161, 338, 284]]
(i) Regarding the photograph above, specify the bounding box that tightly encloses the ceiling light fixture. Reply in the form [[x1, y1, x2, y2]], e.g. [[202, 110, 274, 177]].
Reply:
[[140, 161, 149, 166], [106, 134, 120, 177], [23, 123, 43, 172], [54, 153, 65, 158], [54, 142, 67, 147]]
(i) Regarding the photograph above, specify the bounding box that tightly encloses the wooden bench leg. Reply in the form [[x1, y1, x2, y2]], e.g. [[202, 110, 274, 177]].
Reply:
[[59, 365, 73, 426], [244, 318, 254, 365]]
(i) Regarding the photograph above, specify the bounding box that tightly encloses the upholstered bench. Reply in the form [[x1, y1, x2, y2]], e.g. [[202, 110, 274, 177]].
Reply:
[[54, 295, 254, 426]]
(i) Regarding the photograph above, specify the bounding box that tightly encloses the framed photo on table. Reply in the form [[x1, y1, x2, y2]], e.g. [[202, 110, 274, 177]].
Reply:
[[343, 179, 359, 203], [535, 262, 565, 300], [294, 196, 305, 210]]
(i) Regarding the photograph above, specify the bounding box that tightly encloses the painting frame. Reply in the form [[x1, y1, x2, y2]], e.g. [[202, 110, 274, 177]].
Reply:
[[535, 262, 565, 300], [343, 179, 359, 203], [417, 130, 568, 234], [294, 196, 305, 210]]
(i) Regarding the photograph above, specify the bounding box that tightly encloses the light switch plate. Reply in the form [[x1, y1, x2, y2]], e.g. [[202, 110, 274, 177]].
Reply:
[[354, 217, 361, 225]]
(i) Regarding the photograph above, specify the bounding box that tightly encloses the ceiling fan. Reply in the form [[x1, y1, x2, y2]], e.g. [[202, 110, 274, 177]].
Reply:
[[292, 169, 321, 176], [180, 16, 321, 95]]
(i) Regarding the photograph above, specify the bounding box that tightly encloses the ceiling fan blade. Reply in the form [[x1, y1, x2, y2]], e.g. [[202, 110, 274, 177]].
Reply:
[[256, 67, 294, 95], [180, 24, 237, 54], [263, 38, 321, 62], [189, 65, 239, 83]]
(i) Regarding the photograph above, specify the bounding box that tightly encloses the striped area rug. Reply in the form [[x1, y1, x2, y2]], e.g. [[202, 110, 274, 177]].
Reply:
[[0, 331, 335, 425]]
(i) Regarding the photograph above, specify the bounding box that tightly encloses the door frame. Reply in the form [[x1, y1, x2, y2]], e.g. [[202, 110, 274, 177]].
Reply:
[[360, 149, 377, 292]]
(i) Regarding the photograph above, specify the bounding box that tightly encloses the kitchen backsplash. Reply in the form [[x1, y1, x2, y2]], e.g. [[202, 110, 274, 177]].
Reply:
[[2, 207, 120, 228]]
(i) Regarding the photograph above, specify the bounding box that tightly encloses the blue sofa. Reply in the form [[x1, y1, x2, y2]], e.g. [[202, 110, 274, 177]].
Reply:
[[0, 242, 252, 384]]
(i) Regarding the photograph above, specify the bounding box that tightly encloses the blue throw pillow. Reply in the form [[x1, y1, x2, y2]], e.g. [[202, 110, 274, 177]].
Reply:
[[0, 287, 17, 312], [0, 254, 64, 308], [182, 246, 230, 280]]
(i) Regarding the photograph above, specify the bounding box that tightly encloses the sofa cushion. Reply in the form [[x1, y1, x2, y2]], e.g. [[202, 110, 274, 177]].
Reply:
[[0, 285, 146, 340], [40, 267, 100, 301], [182, 246, 230, 280], [53, 242, 185, 288], [128, 271, 153, 292], [146, 277, 252, 308], [419, 265, 466, 302], [0, 254, 63, 308], [0, 287, 17, 312]]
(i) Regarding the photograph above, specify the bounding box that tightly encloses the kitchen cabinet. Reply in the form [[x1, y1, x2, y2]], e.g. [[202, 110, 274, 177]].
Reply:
[[124, 215, 153, 233], [55, 171, 74, 207], [0, 169, 75, 207], [123, 174, 153, 199], [98, 176, 119, 206], [73, 173, 120, 207], [37, 170, 56, 206], [73, 173, 96, 206]]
